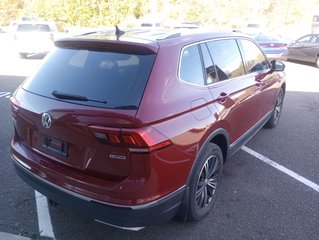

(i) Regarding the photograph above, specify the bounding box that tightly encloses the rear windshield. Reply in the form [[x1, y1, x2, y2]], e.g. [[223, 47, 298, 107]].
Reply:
[[22, 48, 156, 109], [17, 24, 51, 32]]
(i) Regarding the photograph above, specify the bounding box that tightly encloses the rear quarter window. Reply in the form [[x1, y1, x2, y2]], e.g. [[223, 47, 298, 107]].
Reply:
[[179, 44, 205, 86], [22, 48, 156, 109]]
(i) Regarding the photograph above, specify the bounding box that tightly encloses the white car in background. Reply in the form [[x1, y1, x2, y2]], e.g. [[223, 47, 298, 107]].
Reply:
[[13, 21, 60, 59]]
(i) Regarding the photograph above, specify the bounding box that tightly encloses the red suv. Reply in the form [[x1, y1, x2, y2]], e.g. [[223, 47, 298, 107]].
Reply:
[[10, 29, 286, 230]]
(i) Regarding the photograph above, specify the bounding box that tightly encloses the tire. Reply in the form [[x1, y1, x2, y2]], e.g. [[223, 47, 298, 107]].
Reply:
[[316, 56, 319, 68], [186, 143, 223, 221], [264, 87, 285, 128]]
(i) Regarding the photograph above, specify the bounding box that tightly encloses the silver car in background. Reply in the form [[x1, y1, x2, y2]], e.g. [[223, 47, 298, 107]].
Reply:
[[13, 21, 59, 59]]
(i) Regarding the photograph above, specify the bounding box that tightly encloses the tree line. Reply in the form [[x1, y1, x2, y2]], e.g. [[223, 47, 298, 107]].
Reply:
[[1, 0, 319, 29]]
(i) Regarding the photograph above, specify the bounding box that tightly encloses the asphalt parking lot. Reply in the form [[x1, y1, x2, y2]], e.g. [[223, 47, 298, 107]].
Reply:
[[0, 33, 318, 240]]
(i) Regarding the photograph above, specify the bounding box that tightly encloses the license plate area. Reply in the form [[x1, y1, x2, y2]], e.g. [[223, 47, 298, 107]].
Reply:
[[43, 136, 68, 157]]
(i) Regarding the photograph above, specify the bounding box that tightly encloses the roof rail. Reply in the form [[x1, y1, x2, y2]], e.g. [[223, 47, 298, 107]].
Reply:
[[156, 32, 181, 40]]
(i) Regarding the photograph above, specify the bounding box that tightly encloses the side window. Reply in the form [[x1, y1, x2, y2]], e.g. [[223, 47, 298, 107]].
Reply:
[[239, 39, 269, 73], [297, 35, 312, 43], [200, 43, 218, 84], [206, 39, 245, 81], [180, 45, 205, 85], [310, 35, 319, 43]]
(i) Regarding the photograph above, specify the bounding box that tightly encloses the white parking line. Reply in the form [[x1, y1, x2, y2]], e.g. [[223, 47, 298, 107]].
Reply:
[[35, 191, 55, 239], [242, 146, 319, 193], [0, 92, 11, 98]]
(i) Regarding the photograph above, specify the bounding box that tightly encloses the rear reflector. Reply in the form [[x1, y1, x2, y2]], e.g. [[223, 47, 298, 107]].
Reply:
[[259, 43, 287, 48], [88, 126, 172, 153], [10, 98, 20, 117]]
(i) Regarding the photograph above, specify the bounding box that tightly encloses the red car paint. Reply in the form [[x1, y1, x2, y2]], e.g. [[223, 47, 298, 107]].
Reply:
[[10, 30, 286, 229]]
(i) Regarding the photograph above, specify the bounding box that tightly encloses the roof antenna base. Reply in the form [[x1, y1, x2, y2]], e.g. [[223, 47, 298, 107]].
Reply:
[[115, 26, 125, 40]]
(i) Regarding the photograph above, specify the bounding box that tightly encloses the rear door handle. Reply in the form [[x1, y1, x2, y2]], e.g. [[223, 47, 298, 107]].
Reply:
[[217, 92, 229, 103], [255, 79, 263, 87], [255, 73, 267, 86]]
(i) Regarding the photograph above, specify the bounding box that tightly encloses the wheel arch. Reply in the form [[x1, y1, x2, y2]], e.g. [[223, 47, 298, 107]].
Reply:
[[281, 82, 286, 92], [209, 130, 229, 163], [187, 128, 230, 185], [176, 128, 230, 222], [279, 82, 286, 102]]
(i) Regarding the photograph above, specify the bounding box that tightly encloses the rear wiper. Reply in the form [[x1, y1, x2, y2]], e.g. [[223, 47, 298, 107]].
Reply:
[[51, 90, 107, 104]]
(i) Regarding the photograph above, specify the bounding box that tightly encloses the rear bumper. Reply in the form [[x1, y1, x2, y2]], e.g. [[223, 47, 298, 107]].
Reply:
[[12, 155, 185, 230]]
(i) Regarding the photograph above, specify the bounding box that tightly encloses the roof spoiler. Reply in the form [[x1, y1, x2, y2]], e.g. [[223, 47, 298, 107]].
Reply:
[[54, 38, 159, 54]]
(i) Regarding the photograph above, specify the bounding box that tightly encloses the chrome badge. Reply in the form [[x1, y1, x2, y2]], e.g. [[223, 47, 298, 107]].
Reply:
[[41, 113, 52, 129]]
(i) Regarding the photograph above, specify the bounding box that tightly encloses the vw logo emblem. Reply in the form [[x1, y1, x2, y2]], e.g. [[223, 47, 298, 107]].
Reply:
[[41, 113, 52, 129]]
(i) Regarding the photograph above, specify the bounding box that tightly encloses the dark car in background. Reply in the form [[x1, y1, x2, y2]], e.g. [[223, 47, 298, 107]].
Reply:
[[287, 34, 319, 67], [10, 29, 286, 230], [247, 33, 288, 61]]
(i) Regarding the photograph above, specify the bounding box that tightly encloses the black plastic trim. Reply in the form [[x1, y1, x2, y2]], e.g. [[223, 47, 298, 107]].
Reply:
[[12, 159, 185, 229], [228, 111, 272, 158]]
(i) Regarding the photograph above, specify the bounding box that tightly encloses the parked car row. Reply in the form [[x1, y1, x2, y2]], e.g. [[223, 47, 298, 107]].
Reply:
[[239, 29, 319, 68], [9, 19, 319, 68], [245, 32, 288, 61]]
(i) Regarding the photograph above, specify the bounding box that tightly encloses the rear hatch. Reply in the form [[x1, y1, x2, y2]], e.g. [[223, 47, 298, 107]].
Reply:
[[13, 38, 157, 179]]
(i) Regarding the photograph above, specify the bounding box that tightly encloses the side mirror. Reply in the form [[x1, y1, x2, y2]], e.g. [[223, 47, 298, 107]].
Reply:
[[269, 60, 285, 73]]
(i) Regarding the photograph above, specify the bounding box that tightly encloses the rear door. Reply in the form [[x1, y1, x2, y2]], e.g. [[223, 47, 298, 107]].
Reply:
[[304, 35, 319, 62], [202, 39, 260, 144]]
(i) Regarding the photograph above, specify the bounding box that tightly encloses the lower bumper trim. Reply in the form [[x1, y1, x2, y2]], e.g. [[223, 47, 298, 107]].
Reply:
[[12, 157, 185, 229]]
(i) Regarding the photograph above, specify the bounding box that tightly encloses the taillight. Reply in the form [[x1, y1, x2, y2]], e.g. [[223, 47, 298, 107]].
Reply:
[[10, 97, 20, 118], [260, 43, 287, 48], [88, 126, 172, 153]]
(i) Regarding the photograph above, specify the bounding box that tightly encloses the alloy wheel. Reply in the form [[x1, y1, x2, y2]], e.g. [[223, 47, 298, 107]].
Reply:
[[195, 155, 221, 209], [273, 88, 284, 125]]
